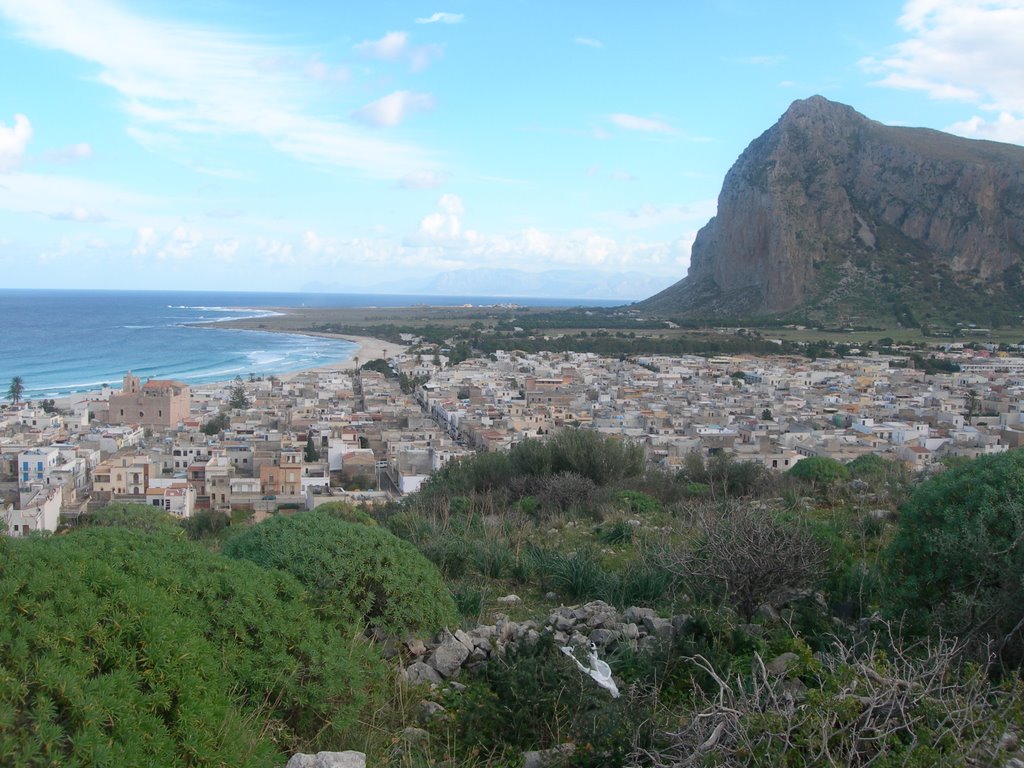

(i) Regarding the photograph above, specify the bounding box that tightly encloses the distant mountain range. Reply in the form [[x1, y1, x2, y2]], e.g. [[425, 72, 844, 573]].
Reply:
[[305, 269, 673, 302], [638, 96, 1024, 326]]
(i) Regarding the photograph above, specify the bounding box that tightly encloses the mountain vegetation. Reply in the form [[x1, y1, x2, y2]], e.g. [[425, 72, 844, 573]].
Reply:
[[2, 441, 1024, 765]]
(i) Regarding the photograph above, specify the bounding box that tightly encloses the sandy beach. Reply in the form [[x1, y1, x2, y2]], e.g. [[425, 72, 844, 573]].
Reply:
[[275, 333, 408, 381], [54, 329, 407, 409]]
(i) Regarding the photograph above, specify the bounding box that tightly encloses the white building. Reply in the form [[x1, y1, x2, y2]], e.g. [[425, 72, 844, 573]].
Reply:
[[4, 485, 63, 536], [17, 447, 61, 487]]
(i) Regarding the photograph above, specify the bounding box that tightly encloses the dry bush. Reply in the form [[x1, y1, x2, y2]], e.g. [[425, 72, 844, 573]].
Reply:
[[633, 624, 1018, 767], [662, 500, 829, 620]]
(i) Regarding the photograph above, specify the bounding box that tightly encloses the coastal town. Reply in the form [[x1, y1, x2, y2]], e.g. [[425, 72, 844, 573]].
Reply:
[[4, 335, 1024, 537]]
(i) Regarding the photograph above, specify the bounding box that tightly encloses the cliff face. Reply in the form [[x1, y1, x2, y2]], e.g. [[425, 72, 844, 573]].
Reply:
[[640, 96, 1024, 323]]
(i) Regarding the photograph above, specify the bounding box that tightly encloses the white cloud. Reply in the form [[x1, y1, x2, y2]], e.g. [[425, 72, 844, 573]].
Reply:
[[574, 37, 603, 48], [304, 60, 349, 82], [611, 170, 637, 181], [157, 224, 203, 260], [399, 194, 696, 275], [415, 192, 471, 242], [354, 29, 442, 72], [132, 226, 158, 256], [43, 142, 92, 163], [352, 91, 435, 128], [0, 2, 436, 178], [947, 111, 1024, 143], [864, 0, 1024, 142], [0, 113, 32, 170], [213, 239, 239, 262], [355, 30, 408, 59], [257, 237, 294, 265], [303, 230, 324, 253], [608, 113, 673, 133], [416, 12, 464, 24], [408, 43, 444, 73]]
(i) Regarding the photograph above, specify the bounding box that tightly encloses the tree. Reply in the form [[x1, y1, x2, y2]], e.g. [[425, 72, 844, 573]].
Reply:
[[761, 408, 774, 421], [965, 388, 980, 425], [304, 433, 321, 462], [202, 411, 229, 435], [360, 358, 393, 377], [228, 377, 250, 409], [885, 450, 1024, 667], [6, 376, 24, 404]]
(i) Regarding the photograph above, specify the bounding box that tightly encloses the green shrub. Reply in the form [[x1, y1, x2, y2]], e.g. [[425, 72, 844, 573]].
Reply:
[[223, 510, 458, 636], [81, 502, 184, 535], [421, 535, 471, 579], [612, 559, 673, 606], [551, 547, 611, 601], [597, 519, 634, 545], [314, 500, 377, 526], [846, 453, 893, 479], [472, 539, 514, 579], [508, 437, 552, 478], [885, 450, 1024, 665], [452, 584, 486, 621], [787, 456, 851, 487], [0, 527, 384, 765], [181, 509, 230, 540], [677, 453, 770, 498], [547, 429, 644, 485], [613, 489, 663, 516], [448, 635, 655, 766]]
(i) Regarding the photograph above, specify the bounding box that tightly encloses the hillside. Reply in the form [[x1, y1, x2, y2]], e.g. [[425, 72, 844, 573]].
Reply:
[[638, 96, 1024, 326]]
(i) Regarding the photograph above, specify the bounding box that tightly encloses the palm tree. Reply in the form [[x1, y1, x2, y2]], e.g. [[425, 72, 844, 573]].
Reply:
[[7, 376, 24, 405]]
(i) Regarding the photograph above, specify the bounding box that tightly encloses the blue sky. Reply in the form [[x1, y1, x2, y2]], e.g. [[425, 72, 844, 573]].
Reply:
[[0, 0, 1022, 299]]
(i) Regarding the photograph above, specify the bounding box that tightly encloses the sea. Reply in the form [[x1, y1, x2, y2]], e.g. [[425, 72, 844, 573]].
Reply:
[[1, 289, 619, 400]]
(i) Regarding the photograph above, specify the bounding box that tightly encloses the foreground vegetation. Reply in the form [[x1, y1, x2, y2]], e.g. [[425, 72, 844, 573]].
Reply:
[[2, 437, 1024, 765]]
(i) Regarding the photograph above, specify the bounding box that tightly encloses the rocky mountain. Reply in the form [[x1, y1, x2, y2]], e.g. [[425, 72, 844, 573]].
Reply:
[[638, 96, 1024, 326]]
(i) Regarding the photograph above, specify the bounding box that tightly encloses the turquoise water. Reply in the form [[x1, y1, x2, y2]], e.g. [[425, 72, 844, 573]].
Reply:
[[0, 289, 616, 399]]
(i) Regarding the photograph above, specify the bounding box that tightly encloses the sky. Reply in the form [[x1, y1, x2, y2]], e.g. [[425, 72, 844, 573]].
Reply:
[[1, 0, 1022, 299]]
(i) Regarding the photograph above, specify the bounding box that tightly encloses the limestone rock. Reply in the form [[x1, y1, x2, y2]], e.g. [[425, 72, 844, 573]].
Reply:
[[418, 699, 446, 723], [623, 606, 656, 625], [403, 661, 443, 686], [589, 628, 621, 647], [285, 751, 366, 768], [642, 615, 673, 640], [428, 632, 472, 678], [765, 652, 800, 677], [405, 637, 427, 656], [638, 95, 1024, 324], [522, 743, 576, 768]]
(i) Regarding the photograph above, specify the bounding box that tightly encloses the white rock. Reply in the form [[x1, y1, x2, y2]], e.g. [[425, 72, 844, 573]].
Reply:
[[285, 751, 366, 768]]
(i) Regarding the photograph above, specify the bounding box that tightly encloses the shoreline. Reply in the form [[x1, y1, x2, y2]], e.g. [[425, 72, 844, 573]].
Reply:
[[53, 329, 408, 410]]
